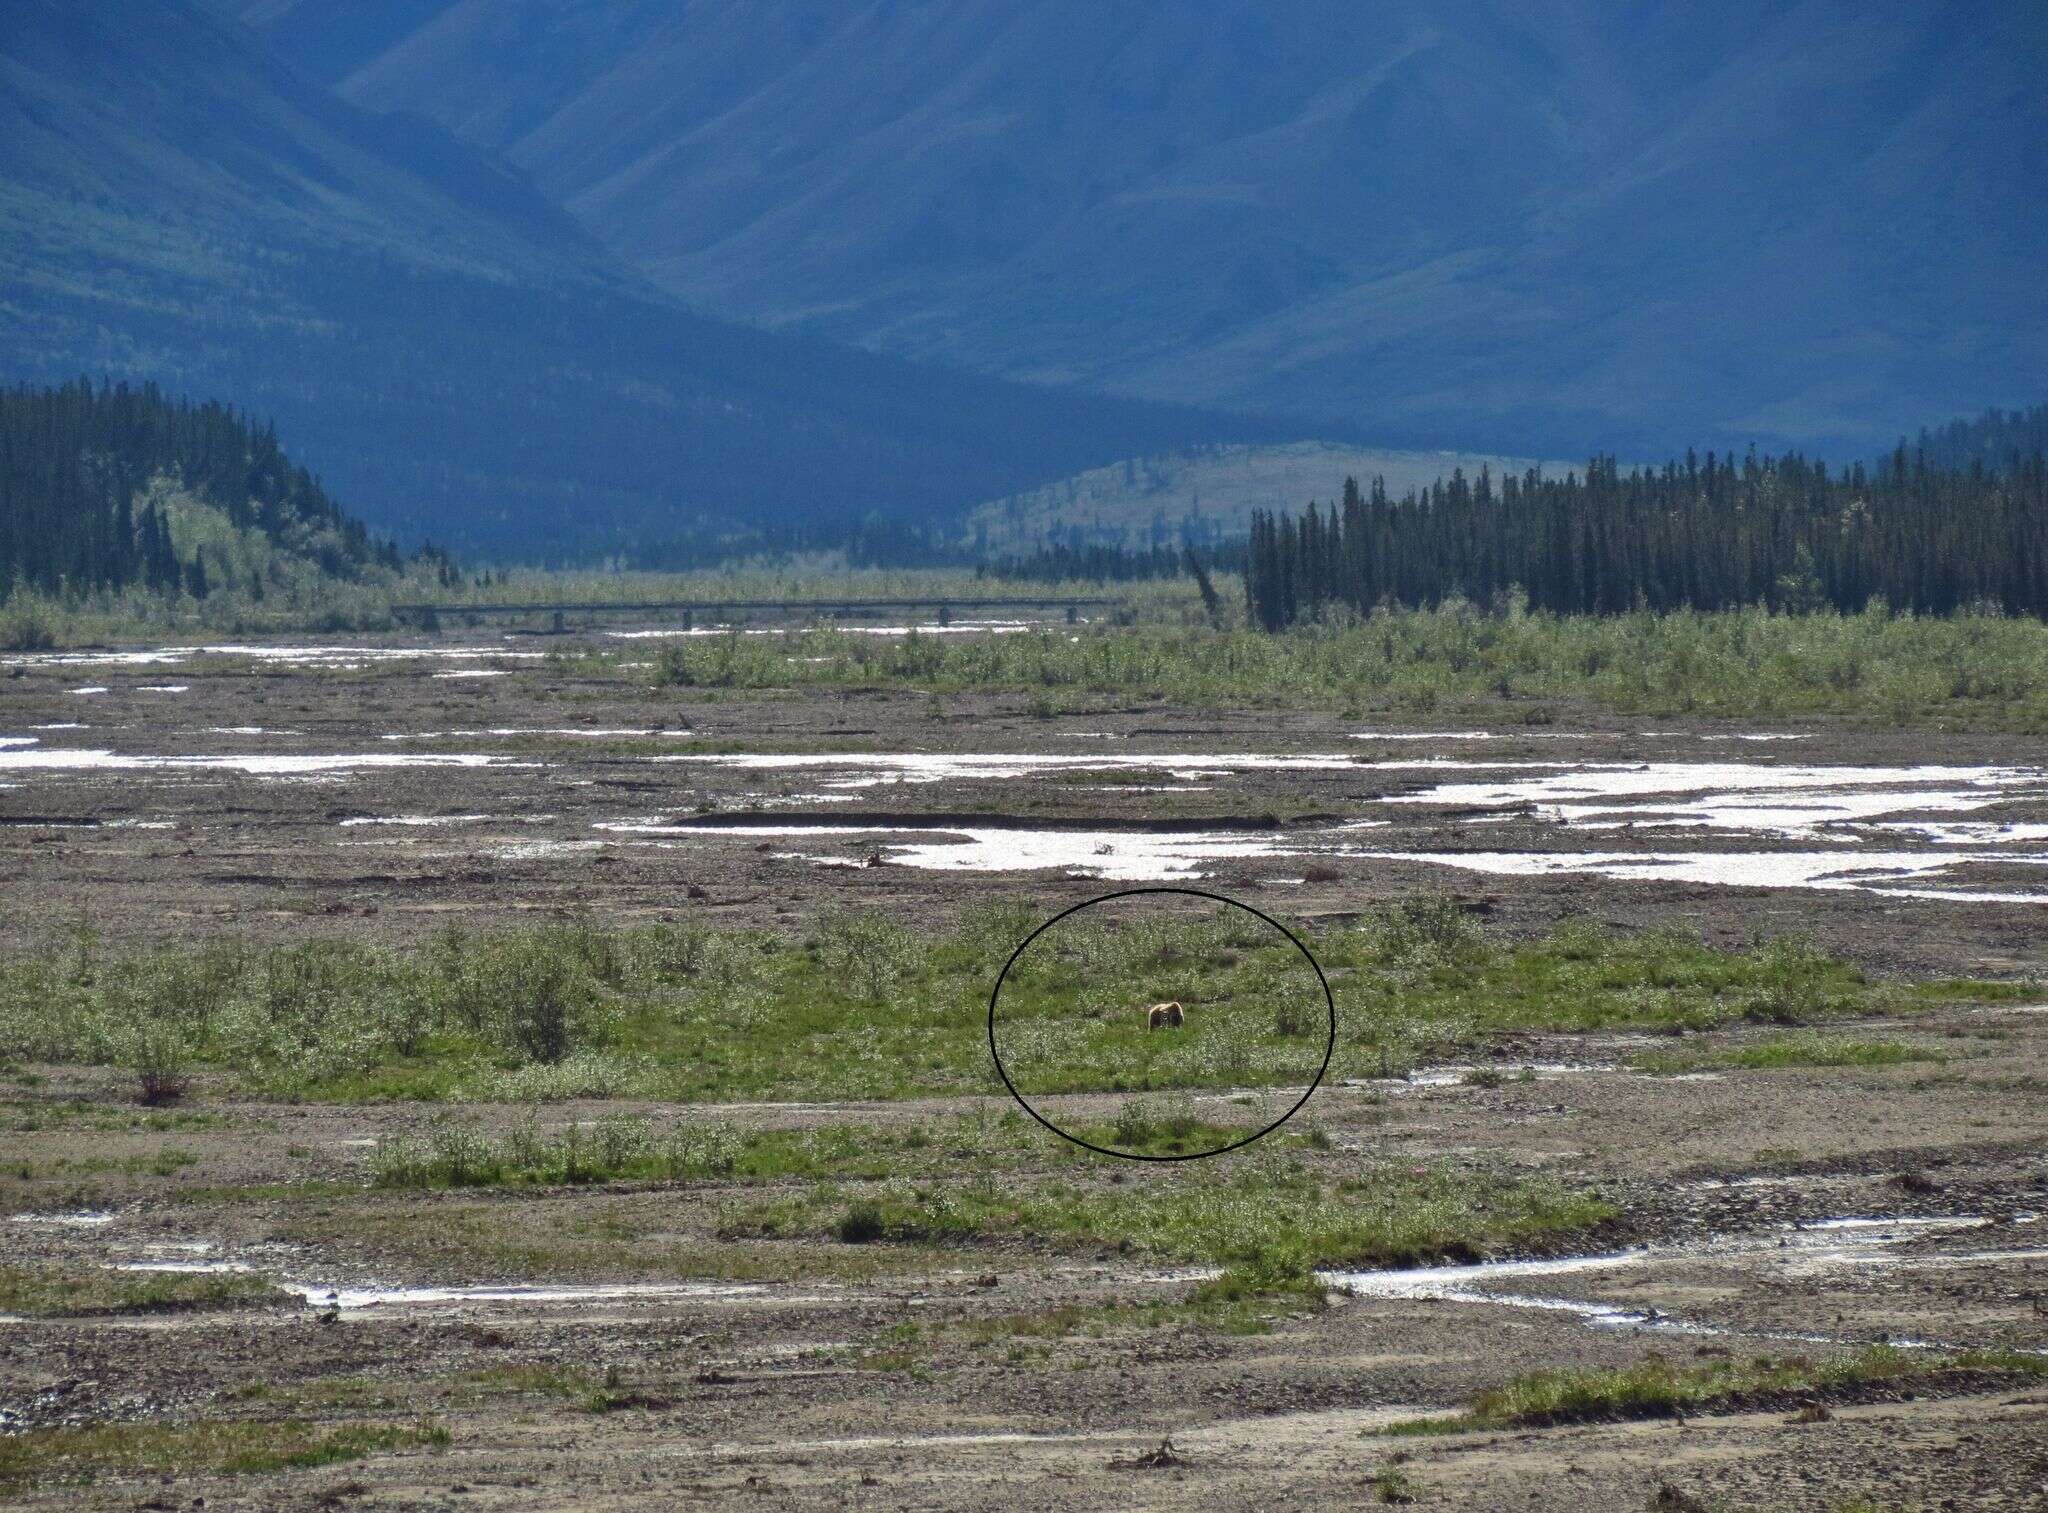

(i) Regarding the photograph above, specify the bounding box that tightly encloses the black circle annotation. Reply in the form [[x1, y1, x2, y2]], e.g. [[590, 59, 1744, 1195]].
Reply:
[[985, 887, 1336, 1162]]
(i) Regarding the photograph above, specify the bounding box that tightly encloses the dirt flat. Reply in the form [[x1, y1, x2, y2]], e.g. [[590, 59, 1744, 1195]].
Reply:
[[3, 1013, 2043, 1509], [2, 637, 2045, 1509], [3, 638, 2046, 979]]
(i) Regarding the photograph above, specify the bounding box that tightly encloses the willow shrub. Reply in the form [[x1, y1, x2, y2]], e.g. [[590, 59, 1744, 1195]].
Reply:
[[638, 603, 2048, 728]]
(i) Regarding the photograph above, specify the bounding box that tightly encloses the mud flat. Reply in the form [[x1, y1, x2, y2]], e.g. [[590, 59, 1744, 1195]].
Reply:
[[1, 635, 2045, 1508], [2, 634, 2045, 973]]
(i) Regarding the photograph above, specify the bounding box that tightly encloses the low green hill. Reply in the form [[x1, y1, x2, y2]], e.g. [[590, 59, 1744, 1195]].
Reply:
[[967, 441, 1569, 554], [0, 379, 431, 618]]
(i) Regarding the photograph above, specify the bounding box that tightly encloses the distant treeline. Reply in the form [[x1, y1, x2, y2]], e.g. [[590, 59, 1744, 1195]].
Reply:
[[614, 513, 973, 573], [1245, 447, 2048, 630], [1915, 403, 2048, 477], [619, 518, 1223, 580], [976, 543, 1240, 583], [0, 380, 409, 599]]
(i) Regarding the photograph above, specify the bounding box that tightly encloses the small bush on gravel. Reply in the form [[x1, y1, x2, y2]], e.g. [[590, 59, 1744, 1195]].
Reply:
[[1110, 1099, 1154, 1147], [1272, 978, 1322, 1037], [1368, 895, 1486, 965], [125, 1023, 191, 1106], [837, 1200, 886, 1244], [490, 939, 592, 1063], [823, 910, 915, 1006]]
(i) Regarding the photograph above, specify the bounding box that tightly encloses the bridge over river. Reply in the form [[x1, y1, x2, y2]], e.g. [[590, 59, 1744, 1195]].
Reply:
[[389, 596, 1120, 631]]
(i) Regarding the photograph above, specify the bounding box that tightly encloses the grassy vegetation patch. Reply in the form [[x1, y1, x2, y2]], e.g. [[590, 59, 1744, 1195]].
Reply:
[[309, 1145, 1608, 1291], [1382, 1346, 2048, 1434], [3, 902, 1985, 1107], [228, 1363, 683, 1417], [226, 1376, 407, 1413], [1901, 978, 2044, 1005], [950, 1282, 1315, 1350], [0, 1262, 293, 1318], [363, 1108, 1239, 1190], [0, 1103, 232, 1134], [371, 1116, 777, 1189], [1067, 1096, 1272, 1157], [613, 604, 2048, 730], [0, 1417, 448, 1488], [6, 1149, 200, 1180], [1715, 1036, 1937, 1070], [32, 564, 2048, 729], [459, 1363, 672, 1413], [855, 1322, 930, 1376], [740, 1158, 1615, 1273]]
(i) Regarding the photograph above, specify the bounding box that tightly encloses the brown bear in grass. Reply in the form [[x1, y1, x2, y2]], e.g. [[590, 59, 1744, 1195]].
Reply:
[[1146, 1001, 1185, 1031]]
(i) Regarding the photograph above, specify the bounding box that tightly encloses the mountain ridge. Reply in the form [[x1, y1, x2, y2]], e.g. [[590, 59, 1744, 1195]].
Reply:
[[239, 0, 2048, 460], [1, 0, 1282, 559]]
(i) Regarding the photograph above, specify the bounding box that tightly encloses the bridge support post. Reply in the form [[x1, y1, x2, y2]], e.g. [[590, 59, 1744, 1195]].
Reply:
[[1066, 604, 1078, 625], [683, 608, 693, 632], [938, 603, 951, 627]]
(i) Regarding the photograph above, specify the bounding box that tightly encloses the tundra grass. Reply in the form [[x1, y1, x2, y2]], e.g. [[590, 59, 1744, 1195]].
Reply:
[[0, 1102, 234, 1133], [0, 1417, 449, 1489], [0, 1262, 293, 1317], [625, 606, 2048, 729], [364, 1107, 1288, 1188], [0, 904, 2008, 1104], [267, 1148, 1610, 1288], [1381, 1346, 2048, 1434], [951, 1283, 1320, 1347], [613, 602, 2048, 730], [735, 1157, 1615, 1274], [1, 1149, 198, 1179], [25, 575, 2048, 724]]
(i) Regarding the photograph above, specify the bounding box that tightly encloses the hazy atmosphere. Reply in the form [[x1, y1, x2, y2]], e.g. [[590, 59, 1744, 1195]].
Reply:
[[2, 3, 2045, 1509]]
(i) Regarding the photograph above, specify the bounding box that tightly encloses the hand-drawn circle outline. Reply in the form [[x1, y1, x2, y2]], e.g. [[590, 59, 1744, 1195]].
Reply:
[[986, 887, 1336, 1162]]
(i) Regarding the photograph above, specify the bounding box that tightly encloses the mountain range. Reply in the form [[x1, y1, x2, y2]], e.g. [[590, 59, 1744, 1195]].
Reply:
[[237, 0, 2047, 461], [3, 2, 2040, 561], [0, 0, 1268, 558]]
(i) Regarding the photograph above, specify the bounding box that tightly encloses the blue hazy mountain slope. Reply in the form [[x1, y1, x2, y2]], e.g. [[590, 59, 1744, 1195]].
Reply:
[[246, 0, 2047, 459], [0, 0, 1266, 558]]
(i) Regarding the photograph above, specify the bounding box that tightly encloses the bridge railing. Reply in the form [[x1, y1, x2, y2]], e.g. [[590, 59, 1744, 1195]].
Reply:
[[389, 597, 1121, 630]]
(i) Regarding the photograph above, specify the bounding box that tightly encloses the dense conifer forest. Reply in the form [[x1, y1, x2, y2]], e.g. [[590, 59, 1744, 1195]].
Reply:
[[1243, 447, 2048, 630], [1914, 404, 2048, 476], [0, 381, 403, 599]]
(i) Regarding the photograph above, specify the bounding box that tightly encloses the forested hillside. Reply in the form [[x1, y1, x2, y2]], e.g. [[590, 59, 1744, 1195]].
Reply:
[[1, 0, 1270, 561], [0, 381, 404, 600], [965, 441, 1566, 556], [1244, 448, 2048, 628]]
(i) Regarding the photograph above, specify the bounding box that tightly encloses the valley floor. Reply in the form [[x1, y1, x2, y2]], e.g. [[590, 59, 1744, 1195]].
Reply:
[[1, 632, 2044, 1508]]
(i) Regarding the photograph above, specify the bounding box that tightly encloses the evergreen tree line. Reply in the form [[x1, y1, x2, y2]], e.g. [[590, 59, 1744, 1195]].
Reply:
[[618, 516, 1228, 577], [615, 512, 968, 572], [976, 542, 1241, 583], [1243, 446, 2048, 631], [1915, 403, 2048, 477], [0, 379, 405, 599]]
